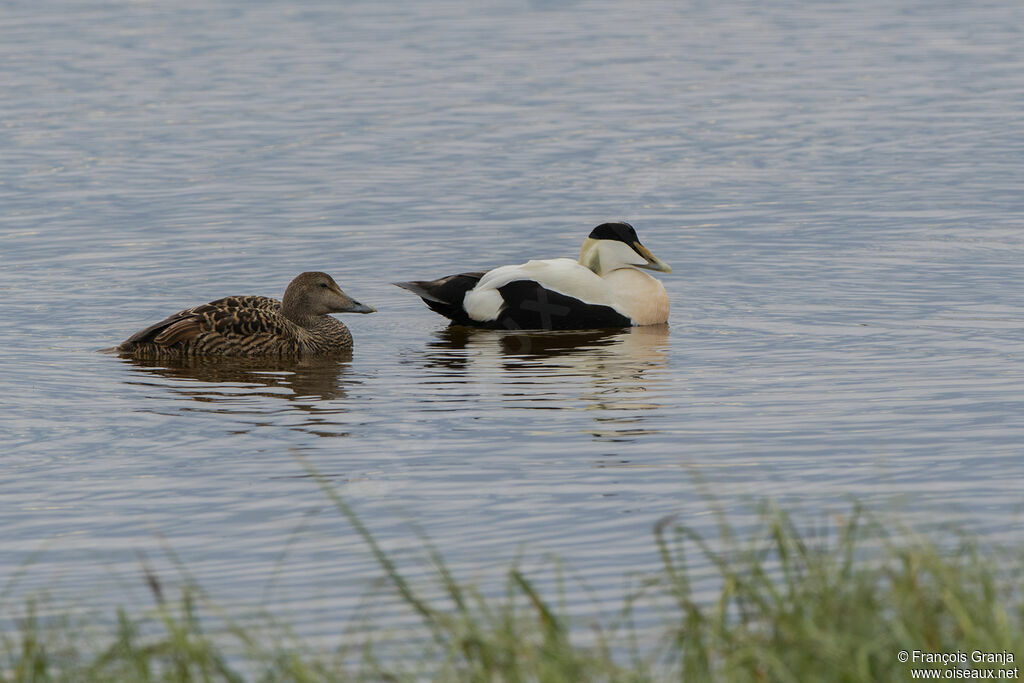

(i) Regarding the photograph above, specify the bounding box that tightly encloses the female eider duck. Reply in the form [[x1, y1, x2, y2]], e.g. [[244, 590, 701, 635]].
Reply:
[[394, 222, 672, 330], [116, 272, 375, 358]]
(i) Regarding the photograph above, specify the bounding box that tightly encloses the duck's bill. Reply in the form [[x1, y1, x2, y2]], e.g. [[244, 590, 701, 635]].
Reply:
[[632, 242, 673, 273], [345, 301, 377, 314]]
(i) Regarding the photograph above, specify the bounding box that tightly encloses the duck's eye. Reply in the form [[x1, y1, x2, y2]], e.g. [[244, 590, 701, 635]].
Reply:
[[319, 283, 329, 288]]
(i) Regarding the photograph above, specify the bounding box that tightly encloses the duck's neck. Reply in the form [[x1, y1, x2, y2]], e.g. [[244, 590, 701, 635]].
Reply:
[[578, 238, 605, 275], [281, 295, 318, 328], [578, 237, 633, 277]]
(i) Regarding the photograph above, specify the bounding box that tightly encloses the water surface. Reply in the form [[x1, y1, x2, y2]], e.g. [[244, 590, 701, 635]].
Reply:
[[3, 0, 1024, 645]]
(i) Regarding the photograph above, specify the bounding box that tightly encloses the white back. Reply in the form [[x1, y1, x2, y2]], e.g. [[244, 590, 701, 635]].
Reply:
[[463, 258, 613, 322]]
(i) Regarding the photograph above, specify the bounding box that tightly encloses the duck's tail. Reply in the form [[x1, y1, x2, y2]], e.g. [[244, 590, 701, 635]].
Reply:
[[393, 272, 486, 324]]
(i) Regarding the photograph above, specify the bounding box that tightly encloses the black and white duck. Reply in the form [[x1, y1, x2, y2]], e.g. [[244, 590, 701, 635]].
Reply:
[[394, 222, 672, 330]]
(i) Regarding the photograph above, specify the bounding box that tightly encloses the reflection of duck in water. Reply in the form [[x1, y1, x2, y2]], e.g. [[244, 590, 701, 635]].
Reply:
[[432, 326, 624, 357], [422, 324, 670, 374], [120, 355, 355, 402], [114, 272, 374, 359], [417, 325, 671, 441], [419, 327, 626, 372], [395, 222, 672, 330]]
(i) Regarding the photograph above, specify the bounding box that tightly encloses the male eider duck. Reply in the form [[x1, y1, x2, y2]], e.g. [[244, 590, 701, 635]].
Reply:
[[394, 222, 672, 330], [116, 272, 375, 358]]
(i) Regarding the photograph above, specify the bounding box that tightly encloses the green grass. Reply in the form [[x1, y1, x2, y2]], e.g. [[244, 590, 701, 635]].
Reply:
[[3, 477, 1021, 682]]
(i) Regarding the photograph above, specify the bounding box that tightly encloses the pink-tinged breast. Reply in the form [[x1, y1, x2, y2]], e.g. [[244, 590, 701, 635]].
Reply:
[[605, 268, 671, 325]]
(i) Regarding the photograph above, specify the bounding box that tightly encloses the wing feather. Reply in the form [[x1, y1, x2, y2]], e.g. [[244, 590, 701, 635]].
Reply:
[[121, 296, 290, 350]]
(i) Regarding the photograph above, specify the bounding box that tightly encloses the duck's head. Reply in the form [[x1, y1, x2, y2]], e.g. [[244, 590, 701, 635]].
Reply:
[[578, 222, 672, 277], [283, 272, 376, 319]]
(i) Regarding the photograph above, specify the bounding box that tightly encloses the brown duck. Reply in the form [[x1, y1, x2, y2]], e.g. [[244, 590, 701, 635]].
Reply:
[[116, 272, 375, 358]]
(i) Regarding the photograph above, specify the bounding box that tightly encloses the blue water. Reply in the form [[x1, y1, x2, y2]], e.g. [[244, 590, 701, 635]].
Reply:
[[2, 0, 1024, 648]]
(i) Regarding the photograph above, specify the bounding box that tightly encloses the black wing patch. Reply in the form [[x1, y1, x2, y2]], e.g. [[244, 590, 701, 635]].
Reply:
[[493, 280, 631, 330]]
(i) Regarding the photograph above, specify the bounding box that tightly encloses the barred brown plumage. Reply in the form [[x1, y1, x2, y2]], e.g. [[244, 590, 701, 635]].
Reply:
[[115, 272, 375, 359]]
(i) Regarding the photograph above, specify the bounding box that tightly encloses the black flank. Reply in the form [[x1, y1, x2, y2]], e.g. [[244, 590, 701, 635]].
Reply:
[[494, 280, 631, 330]]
